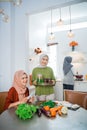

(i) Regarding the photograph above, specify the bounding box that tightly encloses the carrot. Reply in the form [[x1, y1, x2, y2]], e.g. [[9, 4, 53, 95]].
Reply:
[[50, 108, 57, 117], [58, 110, 62, 116], [50, 107, 58, 111], [43, 106, 50, 111], [50, 110, 56, 117], [57, 105, 63, 111]]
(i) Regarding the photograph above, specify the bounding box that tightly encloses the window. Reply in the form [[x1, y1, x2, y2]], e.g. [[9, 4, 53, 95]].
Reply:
[[47, 43, 58, 78]]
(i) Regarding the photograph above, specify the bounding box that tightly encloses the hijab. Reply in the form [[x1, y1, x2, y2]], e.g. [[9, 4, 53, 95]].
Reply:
[[38, 53, 49, 68], [63, 56, 73, 75], [12, 70, 28, 100]]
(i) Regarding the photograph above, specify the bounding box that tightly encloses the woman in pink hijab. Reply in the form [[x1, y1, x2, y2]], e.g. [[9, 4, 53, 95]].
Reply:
[[4, 70, 32, 110]]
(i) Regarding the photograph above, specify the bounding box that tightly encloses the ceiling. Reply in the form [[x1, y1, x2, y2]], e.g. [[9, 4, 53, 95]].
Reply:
[[24, 0, 87, 14], [27, 1, 87, 26], [25, 0, 87, 24], [53, 2, 87, 23], [0, 0, 87, 23], [0, 0, 86, 14]]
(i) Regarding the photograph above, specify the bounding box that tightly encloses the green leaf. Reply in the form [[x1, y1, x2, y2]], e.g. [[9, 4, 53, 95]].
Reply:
[[15, 103, 38, 120]]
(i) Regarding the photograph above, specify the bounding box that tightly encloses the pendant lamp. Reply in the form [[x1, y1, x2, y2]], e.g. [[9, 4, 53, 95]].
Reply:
[[49, 9, 55, 40], [57, 8, 63, 26], [0, 8, 9, 23], [68, 6, 74, 38]]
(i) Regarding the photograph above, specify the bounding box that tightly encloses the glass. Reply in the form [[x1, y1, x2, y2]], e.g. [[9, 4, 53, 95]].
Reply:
[[37, 74, 43, 84]]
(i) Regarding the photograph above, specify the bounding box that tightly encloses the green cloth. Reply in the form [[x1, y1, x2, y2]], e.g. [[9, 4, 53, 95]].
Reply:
[[32, 66, 55, 96]]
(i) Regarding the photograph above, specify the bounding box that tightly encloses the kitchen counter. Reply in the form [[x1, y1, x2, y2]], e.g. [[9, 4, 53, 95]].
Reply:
[[75, 80, 87, 83], [74, 80, 87, 92], [54, 80, 87, 101]]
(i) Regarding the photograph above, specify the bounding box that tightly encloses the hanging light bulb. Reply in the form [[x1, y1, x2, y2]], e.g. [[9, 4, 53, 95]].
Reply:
[[49, 9, 55, 40], [0, 8, 4, 14], [2, 14, 9, 22], [67, 6, 74, 38], [13, 0, 22, 6], [49, 32, 55, 40], [0, 8, 9, 23], [68, 29, 74, 38], [57, 8, 63, 26]]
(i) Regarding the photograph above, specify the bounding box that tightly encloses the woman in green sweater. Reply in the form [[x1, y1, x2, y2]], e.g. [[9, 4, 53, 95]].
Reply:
[[32, 53, 56, 101]]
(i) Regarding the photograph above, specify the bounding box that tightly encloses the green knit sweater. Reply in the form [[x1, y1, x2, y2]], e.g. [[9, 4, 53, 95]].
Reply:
[[32, 66, 55, 96]]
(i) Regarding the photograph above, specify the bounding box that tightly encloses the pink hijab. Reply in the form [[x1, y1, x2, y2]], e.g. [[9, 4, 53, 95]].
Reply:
[[12, 70, 28, 100]]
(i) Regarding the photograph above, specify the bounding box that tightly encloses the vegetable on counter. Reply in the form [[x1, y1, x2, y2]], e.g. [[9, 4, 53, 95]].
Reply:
[[49, 107, 58, 117], [43, 106, 50, 111], [41, 105, 68, 117], [15, 103, 38, 120], [36, 108, 42, 117], [41, 107, 51, 117], [41, 100, 56, 108], [61, 106, 68, 115], [15, 101, 68, 120]]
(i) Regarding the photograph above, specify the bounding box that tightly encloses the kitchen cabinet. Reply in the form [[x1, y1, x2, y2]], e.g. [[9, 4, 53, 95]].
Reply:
[[54, 80, 63, 101], [55, 80, 87, 101], [74, 81, 87, 92]]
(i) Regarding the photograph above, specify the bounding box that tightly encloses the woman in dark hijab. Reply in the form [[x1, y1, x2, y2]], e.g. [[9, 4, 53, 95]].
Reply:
[[63, 56, 74, 90]]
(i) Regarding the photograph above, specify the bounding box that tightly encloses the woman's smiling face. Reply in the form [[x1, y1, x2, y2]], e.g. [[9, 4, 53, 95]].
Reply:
[[20, 73, 28, 88], [40, 56, 49, 66]]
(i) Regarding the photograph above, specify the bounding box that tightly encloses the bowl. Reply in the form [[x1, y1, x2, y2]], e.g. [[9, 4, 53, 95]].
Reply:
[[75, 75, 83, 79]]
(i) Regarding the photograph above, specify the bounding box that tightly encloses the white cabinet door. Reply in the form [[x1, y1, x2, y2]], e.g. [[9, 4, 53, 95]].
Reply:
[[74, 81, 87, 92], [54, 81, 87, 101], [54, 81, 63, 101]]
